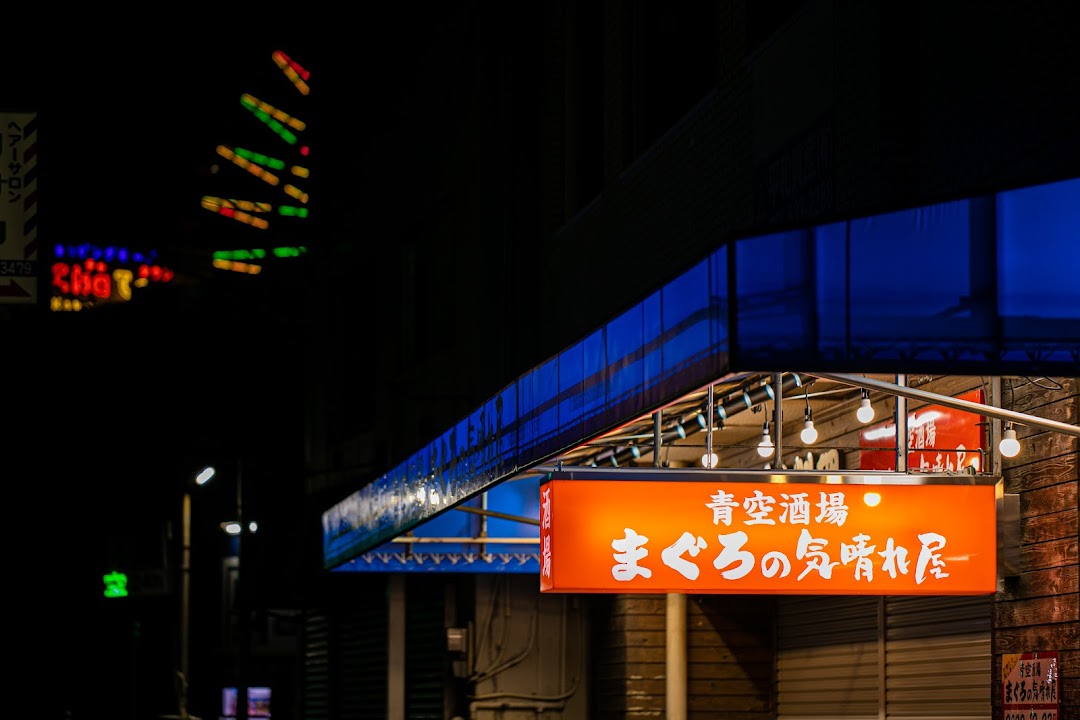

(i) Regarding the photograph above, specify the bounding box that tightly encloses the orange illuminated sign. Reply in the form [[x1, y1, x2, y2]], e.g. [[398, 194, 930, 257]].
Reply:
[[539, 474, 999, 595]]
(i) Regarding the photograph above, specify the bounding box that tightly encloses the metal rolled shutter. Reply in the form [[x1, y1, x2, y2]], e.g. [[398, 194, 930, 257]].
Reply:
[[884, 596, 991, 718], [302, 610, 330, 720], [406, 576, 447, 720], [777, 595, 992, 719], [777, 595, 881, 719], [339, 603, 389, 720]]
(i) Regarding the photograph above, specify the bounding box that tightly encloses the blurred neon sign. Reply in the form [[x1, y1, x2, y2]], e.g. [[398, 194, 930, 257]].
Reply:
[[202, 50, 312, 232], [50, 243, 174, 312]]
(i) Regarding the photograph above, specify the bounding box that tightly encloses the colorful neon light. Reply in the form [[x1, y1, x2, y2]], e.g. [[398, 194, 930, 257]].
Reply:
[[283, 184, 308, 204], [203, 52, 313, 233], [232, 147, 286, 170], [272, 50, 311, 95], [213, 246, 307, 261], [212, 258, 262, 274], [201, 197, 271, 230], [216, 146, 280, 186], [240, 93, 305, 142], [51, 253, 175, 312]]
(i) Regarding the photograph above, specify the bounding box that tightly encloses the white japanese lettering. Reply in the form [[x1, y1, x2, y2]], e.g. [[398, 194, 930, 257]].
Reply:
[[611, 528, 652, 581], [915, 532, 949, 583], [661, 531, 708, 580]]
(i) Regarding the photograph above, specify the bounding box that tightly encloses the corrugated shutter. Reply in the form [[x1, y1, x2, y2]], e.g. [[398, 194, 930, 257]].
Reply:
[[339, 604, 389, 720], [302, 610, 330, 720], [777, 596, 881, 719], [406, 576, 447, 720], [777, 595, 992, 719], [884, 596, 991, 718]]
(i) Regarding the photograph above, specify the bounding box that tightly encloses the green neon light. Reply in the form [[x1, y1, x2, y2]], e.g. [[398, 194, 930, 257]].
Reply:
[[240, 96, 298, 145], [103, 571, 129, 598], [233, 147, 286, 170], [277, 206, 308, 218], [272, 246, 308, 257], [213, 247, 308, 261]]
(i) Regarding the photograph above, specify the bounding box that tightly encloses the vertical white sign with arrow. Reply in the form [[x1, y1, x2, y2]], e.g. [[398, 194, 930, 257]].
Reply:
[[0, 111, 37, 304]]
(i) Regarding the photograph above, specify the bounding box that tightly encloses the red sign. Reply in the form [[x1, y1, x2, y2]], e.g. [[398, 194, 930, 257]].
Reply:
[[539, 476, 999, 595], [51, 257, 174, 311], [859, 389, 986, 472], [1002, 651, 1059, 720]]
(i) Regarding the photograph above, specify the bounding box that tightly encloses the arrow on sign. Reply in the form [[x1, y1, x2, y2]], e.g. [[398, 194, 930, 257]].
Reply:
[[0, 280, 31, 297]]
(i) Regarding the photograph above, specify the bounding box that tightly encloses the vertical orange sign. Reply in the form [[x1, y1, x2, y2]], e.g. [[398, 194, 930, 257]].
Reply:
[[539, 477, 998, 595]]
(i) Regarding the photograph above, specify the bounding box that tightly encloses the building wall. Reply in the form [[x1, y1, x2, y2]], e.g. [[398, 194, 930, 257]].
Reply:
[[589, 594, 775, 720], [540, 2, 1080, 355], [305, 3, 1080, 717], [586, 375, 1077, 719], [993, 377, 1079, 717]]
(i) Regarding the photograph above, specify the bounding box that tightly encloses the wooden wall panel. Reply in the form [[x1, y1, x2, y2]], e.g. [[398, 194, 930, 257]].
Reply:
[[992, 375, 1079, 720], [590, 594, 666, 719], [686, 595, 775, 720]]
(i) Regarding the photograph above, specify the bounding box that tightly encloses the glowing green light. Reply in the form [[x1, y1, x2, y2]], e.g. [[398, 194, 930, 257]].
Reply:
[[233, 147, 286, 170], [253, 109, 297, 144], [272, 246, 307, 257], [103, 571, 129, 598], [213, 247, 308, 261], [277, 206, 308, 218]]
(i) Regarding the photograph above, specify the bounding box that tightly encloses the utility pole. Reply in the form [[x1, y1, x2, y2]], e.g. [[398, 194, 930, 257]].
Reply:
[[235, 457, 249, 720]]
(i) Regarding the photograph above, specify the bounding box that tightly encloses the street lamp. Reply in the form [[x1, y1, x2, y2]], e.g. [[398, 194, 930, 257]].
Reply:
[[205, 458, 254, 720], [177, 465, 215, 720], [179, 459, 254, 720], [230, 458, 252, 720]]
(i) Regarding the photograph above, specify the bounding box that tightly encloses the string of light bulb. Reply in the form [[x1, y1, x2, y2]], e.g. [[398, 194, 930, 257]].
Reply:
[[578, 372, 1051, 470]]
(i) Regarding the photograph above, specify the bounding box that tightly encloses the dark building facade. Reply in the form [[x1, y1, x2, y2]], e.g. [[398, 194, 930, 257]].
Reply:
[[297, 4, 1077, 720]]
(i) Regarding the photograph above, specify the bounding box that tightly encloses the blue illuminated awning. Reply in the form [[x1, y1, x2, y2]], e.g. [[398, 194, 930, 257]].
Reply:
[[323, 175, 1080, 571]]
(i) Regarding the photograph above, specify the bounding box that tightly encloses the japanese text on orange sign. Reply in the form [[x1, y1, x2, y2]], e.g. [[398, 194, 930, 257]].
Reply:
[[539, 479, 997, 594]]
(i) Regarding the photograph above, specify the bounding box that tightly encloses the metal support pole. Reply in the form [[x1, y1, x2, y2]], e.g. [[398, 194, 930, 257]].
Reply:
[[990, 376, 1004, 477], [388, 574, 406, 720], [180, 492, 192, 720], [236, 458, 248, 720], [773, 373, 784, 467], [665, 593, 687, 720], [705, 384, 714, 467], [895, 375, 908, 472], [654, 407, 687, 720], [653, 410, 663, 469]]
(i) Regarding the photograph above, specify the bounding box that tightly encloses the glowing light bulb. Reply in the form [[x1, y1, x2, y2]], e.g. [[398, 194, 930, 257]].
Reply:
[[756, 425, 774, 458], [800, 419, 818, 444], [701, 452, 718, 468], [999, 425, 1021, 458], [857, 394, 875, 423]]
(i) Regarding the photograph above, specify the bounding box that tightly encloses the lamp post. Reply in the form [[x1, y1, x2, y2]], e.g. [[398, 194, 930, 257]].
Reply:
[[234, 458, 248, 720], [217, 458, 253, 720], [177, 465, 216, 720]]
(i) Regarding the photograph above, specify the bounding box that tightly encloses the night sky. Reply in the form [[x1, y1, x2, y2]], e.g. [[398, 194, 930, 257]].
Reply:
[[2, 17, 475, 712]]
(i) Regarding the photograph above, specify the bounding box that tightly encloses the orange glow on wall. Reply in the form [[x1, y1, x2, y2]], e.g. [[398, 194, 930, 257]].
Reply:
[[539, 477, 998, 595]]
